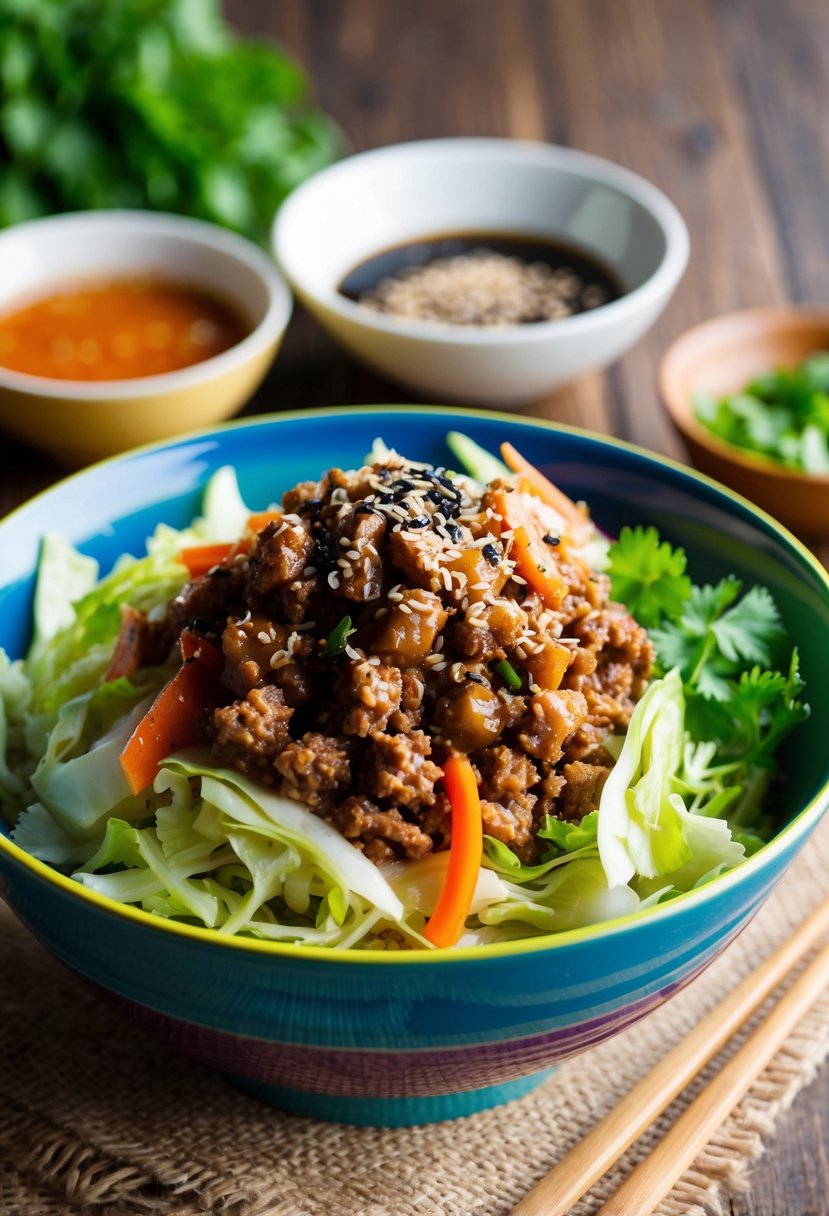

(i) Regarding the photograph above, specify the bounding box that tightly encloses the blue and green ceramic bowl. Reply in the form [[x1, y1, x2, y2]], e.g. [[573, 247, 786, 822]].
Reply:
[[1, 408, 828, 1127]]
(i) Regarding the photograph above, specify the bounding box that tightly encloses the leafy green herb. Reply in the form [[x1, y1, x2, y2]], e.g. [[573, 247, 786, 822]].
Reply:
[[324, 615, 353, 659], [609, 526, 809, 836], [608, 526, 692, 628], [694, 352, 829, 473], [652, 579, 785, 699], [0, 0, 340, 242], [494, 658, 523, 692]]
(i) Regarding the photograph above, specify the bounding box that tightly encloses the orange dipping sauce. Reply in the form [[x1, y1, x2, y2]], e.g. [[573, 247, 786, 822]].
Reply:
[[0, 278, 250, 381]]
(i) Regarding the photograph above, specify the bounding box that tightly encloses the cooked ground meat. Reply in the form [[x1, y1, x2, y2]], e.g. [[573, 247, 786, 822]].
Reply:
[[212, 685, 293, 776], [148, 453, 654, 863], [363, 730, 443, 808], [274, 732, 350, 807], [246, 519, 315, 607], [557, 760, 611, 821], [334, 796, 434, 860], [337, 660, 403, 737]]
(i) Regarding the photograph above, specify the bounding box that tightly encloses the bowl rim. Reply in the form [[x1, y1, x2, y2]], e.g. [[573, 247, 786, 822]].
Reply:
[[659, 304, 829, 488], [271, 137, 690, 347], [1, 403, 827, 965], [0, 209, 293, 400]]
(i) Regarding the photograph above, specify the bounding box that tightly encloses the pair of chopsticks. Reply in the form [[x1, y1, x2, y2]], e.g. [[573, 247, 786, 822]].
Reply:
[[510, 894, 829, 1216]]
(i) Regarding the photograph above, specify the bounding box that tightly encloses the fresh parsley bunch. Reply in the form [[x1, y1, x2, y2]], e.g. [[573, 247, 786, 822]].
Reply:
[[694, 353, 829, 474], [0, 0, 340, 242], [609, 526, 808, 829]]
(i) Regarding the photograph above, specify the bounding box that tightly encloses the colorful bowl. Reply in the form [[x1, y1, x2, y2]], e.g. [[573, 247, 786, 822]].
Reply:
[[0, 211, 292, 465], [659, 306, 829, 536], [1, 408, 828, 1127]]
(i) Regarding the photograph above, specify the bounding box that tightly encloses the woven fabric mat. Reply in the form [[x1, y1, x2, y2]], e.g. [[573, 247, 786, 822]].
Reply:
[[2, 820, 829, 1216]]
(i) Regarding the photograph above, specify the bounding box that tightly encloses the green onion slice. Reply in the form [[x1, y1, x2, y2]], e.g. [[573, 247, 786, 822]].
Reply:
[[324, 614, 353, 658], [494, 659, 523, 691]]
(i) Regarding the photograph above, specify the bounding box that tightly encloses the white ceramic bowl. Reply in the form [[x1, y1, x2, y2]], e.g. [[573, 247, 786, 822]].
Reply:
[[272, 138, 689, 406], [0, 211, 293, 464]]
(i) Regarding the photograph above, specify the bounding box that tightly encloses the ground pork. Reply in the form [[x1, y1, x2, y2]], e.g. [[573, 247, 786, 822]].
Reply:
[[334, 796, 434, 860], [556, 760, 611, 821], [363, 730, 443, 809], [212, 685, 293, 777], [274, 732, 350, 807], [337, 660, 403, 737]]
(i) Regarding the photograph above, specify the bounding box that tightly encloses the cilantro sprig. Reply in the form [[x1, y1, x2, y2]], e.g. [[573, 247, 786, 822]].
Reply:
[[694, 352, 829, 474], [607, 526, 692, 628], [0, 0, 340, 242], [608, 526, 809, 831]]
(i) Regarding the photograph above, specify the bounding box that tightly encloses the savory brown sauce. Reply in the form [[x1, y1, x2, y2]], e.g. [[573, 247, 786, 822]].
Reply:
[[339, 231, 624, 326], [0, 278, 250, 381]]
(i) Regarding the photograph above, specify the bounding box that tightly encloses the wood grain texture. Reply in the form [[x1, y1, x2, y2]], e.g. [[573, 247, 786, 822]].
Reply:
[[1, 1, 828, 1211]]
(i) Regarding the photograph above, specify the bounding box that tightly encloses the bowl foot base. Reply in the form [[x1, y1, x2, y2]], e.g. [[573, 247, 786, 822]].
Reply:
[[227, 1068, 554, 1126]]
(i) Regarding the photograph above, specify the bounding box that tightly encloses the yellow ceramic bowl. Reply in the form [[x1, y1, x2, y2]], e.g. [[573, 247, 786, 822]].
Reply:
[[0, 211, 292, 465]]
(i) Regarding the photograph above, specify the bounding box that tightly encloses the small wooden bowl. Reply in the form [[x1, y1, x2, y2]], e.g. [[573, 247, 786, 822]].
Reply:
[[659, 307, 829, 537]]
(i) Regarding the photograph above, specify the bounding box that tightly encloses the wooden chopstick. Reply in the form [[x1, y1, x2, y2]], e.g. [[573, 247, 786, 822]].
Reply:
[[509, 894, 829, 1216], [598, 939, 829, 1215]]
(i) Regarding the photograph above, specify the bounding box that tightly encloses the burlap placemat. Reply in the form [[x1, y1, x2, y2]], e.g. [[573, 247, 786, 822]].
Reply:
[[2, 819, 828, 1216]]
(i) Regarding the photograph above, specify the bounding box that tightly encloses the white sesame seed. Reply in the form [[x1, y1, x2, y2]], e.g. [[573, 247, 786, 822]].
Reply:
[[398, 603, 412, 615], [327, 571, 341, 590], [432, 661, 447, 672], [257, 631, 270, 644]]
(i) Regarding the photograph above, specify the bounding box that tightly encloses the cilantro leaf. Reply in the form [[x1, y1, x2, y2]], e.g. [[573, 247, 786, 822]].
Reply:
[[608, 526, 692, 628], [651, 577, 785, 699], [710, 585, 784, 666]]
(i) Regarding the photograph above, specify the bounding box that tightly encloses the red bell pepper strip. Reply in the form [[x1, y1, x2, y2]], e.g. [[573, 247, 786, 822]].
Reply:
[[119, 631, 224, 795], [423, 754, 483, 948]]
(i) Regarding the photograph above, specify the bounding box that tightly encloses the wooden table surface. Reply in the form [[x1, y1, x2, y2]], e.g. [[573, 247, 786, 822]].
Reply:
[[2, 1, 828, 1212]]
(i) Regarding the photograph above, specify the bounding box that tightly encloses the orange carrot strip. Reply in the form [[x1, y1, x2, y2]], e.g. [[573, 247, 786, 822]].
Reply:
[[246, 509, 282, 534], [491, 489, 569, 608], [423, 754, 483, 949], [179, 542, 237, 578], [500, 441, 588, 528], [179, 511, 282, 578], [119, 633, 224, 795]]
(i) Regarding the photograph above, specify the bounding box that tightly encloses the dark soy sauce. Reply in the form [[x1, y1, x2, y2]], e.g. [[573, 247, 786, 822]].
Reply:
[[338, 231, 625, 317]]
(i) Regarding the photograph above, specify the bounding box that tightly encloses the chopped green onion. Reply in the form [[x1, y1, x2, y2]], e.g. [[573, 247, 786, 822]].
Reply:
[[324, 615, 353, 658], [495, 659, 523, 692]]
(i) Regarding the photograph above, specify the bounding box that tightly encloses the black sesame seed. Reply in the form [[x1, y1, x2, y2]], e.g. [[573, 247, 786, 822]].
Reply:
[[355, 502, 379, 516], [425, 488, 447, 504], [189, 618, 216, 635], [482, 543, 501, 566], [298, 497, 323, 517], [394, 479, 415, 492], [403, 516, 430, 529], [446, 523, 463, 543], [465, 672, 487, 685], [312, 530, 338, 574], [542, 534, 561, 546]]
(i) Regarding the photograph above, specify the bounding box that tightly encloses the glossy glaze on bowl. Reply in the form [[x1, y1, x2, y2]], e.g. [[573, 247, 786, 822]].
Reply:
[[1, 408, 828, 1125], [659, 307, 829, 536]]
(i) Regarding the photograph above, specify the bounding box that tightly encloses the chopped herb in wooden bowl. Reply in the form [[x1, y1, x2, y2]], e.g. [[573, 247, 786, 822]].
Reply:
[[694, 352, 829, 474]]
